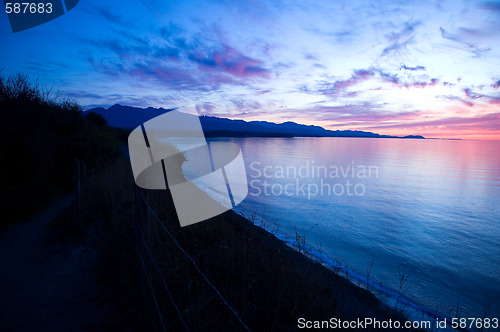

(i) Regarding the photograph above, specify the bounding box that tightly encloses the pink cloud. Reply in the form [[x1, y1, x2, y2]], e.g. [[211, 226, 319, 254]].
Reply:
[[362, 112, 500, 133]]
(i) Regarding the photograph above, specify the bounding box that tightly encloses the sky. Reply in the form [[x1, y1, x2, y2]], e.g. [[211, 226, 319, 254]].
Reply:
[[1, 0, 500, 139]]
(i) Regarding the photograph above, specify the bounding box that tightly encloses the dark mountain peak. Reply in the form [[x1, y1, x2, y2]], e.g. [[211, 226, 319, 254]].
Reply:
[[108, 103, 123, 110], [85, 104, 173, 129]]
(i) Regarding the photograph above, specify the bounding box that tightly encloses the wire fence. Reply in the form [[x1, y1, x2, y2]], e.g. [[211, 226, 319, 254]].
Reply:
[[73, 158, 251, 332]]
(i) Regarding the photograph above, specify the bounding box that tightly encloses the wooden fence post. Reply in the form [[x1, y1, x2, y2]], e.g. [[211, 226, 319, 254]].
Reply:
[[73, 159, 81, 227], [134, 186, 147, 288], [80, 161, 87, 195]]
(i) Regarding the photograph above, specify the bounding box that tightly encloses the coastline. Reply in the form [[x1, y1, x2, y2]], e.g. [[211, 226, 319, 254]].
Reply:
[[81, 146, 417, 330], [151, 140, 413, 330], [235, 208, 460, 330], [130, 182, 411, 330], [198, 205, 410, 329], [131, 136, 476, 330]]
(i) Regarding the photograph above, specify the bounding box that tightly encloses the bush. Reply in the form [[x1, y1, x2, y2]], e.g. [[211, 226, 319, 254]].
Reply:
[[0, 73, 119, 224]]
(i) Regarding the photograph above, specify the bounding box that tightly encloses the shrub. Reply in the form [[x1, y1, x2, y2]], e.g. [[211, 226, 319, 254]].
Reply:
[[0, 73, 119, 224]]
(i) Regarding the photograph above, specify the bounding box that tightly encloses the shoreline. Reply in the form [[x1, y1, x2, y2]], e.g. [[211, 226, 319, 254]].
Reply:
[[99, 145, 442, 330], [233, 207, 467, 331], [138, 184, 411, 330], [190, 203, 412, 328], [160, 139, 421, 329]]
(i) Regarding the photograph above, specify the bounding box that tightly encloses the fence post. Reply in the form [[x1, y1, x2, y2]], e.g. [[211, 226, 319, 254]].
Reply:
[[135, 186, 145, 285], [73, 159, 81, 227], [80, 161, 87, 195]]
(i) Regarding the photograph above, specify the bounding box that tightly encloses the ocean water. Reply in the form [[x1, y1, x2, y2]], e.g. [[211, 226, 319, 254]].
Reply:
[[207, 137, 500, 320]]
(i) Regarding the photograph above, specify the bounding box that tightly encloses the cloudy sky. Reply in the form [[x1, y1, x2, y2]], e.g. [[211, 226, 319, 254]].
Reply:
[[1, 0, 500, 139]]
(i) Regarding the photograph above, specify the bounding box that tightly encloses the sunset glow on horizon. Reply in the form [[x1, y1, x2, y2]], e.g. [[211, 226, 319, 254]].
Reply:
[[1, 0, 499, 139]]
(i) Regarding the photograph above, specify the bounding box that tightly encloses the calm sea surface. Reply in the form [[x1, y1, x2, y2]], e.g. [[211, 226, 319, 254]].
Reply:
[[208, 137, 500, 320]]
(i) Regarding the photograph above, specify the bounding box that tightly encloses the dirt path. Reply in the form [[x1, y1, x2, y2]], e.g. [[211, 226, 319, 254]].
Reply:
[[0, 196, 118, 332]]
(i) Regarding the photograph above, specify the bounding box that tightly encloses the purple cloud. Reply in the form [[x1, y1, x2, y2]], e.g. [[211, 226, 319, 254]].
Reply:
[[439, 27, 492, 57], [489, 97, 500, 105], [187, 46, 270, 78], [320, 69, 376, 96], [400, 64, 426, 71], [400, 78, 439, 89], [380, 21, 421, 57], [443, 95, 475, 107], [319, 67, 439, 97]]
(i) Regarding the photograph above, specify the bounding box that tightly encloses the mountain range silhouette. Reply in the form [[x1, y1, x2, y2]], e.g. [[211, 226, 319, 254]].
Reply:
[[86, 104, 425, 139]]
